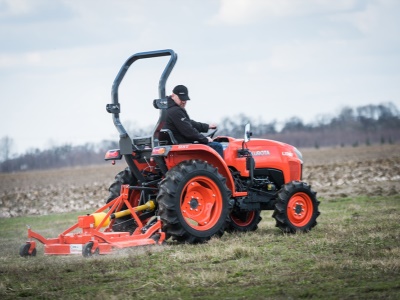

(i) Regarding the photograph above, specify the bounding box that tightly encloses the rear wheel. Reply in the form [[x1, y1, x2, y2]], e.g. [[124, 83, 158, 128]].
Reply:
[[226, 209, 262, 233], [106, 167, 139, 233], [106, 167, 137, 203], [273, 181, 320, 233], [157, 160, 231, 244]]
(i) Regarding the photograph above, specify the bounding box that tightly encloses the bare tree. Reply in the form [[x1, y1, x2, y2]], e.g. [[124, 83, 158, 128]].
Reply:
[[0, 136, 14, 162], [1, 102, 399, 172]]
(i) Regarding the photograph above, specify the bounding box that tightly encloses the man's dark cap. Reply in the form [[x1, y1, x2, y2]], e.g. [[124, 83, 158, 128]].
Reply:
[[173, 85, 190, 101]]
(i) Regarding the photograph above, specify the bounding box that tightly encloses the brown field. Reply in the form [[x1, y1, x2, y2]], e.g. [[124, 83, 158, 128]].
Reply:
[[1, 144, 399, 218]]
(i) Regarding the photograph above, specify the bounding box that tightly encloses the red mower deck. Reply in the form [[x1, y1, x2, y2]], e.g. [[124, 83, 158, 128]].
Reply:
[[21, 185, 165, 257]]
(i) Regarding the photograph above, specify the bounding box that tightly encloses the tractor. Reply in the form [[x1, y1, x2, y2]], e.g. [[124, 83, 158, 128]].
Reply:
[[20, 49, 320, 257]]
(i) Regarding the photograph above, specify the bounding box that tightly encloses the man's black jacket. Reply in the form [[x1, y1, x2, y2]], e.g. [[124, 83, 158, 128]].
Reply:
[[164, 96, 209, 144]]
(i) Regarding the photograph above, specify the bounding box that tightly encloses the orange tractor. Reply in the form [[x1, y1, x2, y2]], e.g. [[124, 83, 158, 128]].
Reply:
[[20, 49, 320, 257]]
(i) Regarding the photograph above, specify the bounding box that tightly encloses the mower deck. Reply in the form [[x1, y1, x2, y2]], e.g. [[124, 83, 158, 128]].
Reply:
[[20, 185, 165, 257]]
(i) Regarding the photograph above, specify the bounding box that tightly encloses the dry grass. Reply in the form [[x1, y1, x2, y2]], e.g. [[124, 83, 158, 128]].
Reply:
[[0, 195, 399, 299]]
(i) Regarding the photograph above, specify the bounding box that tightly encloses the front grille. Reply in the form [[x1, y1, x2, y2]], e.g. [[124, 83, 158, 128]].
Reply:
[[289, 161, 301, 181]]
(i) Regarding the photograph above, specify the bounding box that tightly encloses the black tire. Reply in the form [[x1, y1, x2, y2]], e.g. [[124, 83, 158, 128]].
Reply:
[[82, 241, 99, 257], [272, 181, 320, 233], [106, 167, 137, 203], [106, 167, 139, 233], [157, 160, 231, 244], [19, 243, 36, 257], [150, 234, 166, 245], [226, 209, 262, 233]]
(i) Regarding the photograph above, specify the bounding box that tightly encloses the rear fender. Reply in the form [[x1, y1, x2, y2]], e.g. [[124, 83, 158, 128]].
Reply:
[[164, 144, 235, 193]]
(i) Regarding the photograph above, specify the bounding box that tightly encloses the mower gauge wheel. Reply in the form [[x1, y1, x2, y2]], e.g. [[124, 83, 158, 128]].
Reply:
[[19, 243, 36, 257], [150, 234, 166, 245], [82, 241, 99, 257]]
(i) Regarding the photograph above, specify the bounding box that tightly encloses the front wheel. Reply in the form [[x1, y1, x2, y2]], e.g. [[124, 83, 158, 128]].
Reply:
[[157, 160, 231, 244], [226, 209, 262, 233], [272, 181, 320, 233]]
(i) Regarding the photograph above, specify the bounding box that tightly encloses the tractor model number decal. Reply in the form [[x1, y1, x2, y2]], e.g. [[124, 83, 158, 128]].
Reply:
[[178, 145, 189, 149], [70, 244, 83, 254], [282, 151, 294, 157], [251, 150, 270, 156]]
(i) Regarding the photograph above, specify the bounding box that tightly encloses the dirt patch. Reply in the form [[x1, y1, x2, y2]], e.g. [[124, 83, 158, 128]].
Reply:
[[301, 144, 400, 199], [1, 144, 399, 217], [0, 164, 121, 217]]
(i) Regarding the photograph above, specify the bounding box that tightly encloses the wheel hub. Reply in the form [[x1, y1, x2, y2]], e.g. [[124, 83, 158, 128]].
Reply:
[[189, 197, 199, 210], [287, 192, 314, 228], [294, 203, 304, 215], [180, 177, 220, 228]]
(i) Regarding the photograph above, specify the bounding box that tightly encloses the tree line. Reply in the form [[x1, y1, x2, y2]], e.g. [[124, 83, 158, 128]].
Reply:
[[1, 102, 399, 172], [219, 102, 400, 148]]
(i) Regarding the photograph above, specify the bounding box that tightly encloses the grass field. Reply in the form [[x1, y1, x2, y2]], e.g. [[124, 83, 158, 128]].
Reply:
[[1, 195, 399, 299]]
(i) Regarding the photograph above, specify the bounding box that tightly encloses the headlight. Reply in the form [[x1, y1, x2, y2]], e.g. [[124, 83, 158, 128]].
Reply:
[[293, 147, 303, 163]]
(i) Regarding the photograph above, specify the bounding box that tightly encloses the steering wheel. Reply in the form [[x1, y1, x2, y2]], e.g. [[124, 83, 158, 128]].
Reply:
[[205, 129, 218, 139]]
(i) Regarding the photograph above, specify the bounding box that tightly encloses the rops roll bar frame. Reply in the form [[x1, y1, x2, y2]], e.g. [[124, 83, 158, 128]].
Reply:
[[106, 49, 177, 154]]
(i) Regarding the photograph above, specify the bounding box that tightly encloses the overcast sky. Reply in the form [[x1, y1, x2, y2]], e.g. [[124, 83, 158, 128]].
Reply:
[[1, 0, 399, 154]]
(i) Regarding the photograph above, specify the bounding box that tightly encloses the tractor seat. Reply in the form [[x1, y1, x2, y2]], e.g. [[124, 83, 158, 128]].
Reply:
[[159, 129, 178, 145]]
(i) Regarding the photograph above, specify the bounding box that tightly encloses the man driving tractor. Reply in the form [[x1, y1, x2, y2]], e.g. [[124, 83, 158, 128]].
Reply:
[[164, 85, 224, 158]]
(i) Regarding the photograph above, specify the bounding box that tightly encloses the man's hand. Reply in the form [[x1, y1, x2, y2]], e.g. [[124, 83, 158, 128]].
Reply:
[[209, 124, 217, 129], [207, 137, 213, 143]]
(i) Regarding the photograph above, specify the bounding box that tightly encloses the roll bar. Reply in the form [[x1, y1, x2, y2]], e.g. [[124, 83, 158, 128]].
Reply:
[[106, 49, 177, 154]]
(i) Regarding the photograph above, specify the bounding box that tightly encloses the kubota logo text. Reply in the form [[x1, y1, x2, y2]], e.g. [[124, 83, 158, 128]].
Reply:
[[251, 150, 270, 156], [282, 151, 293, 157]]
